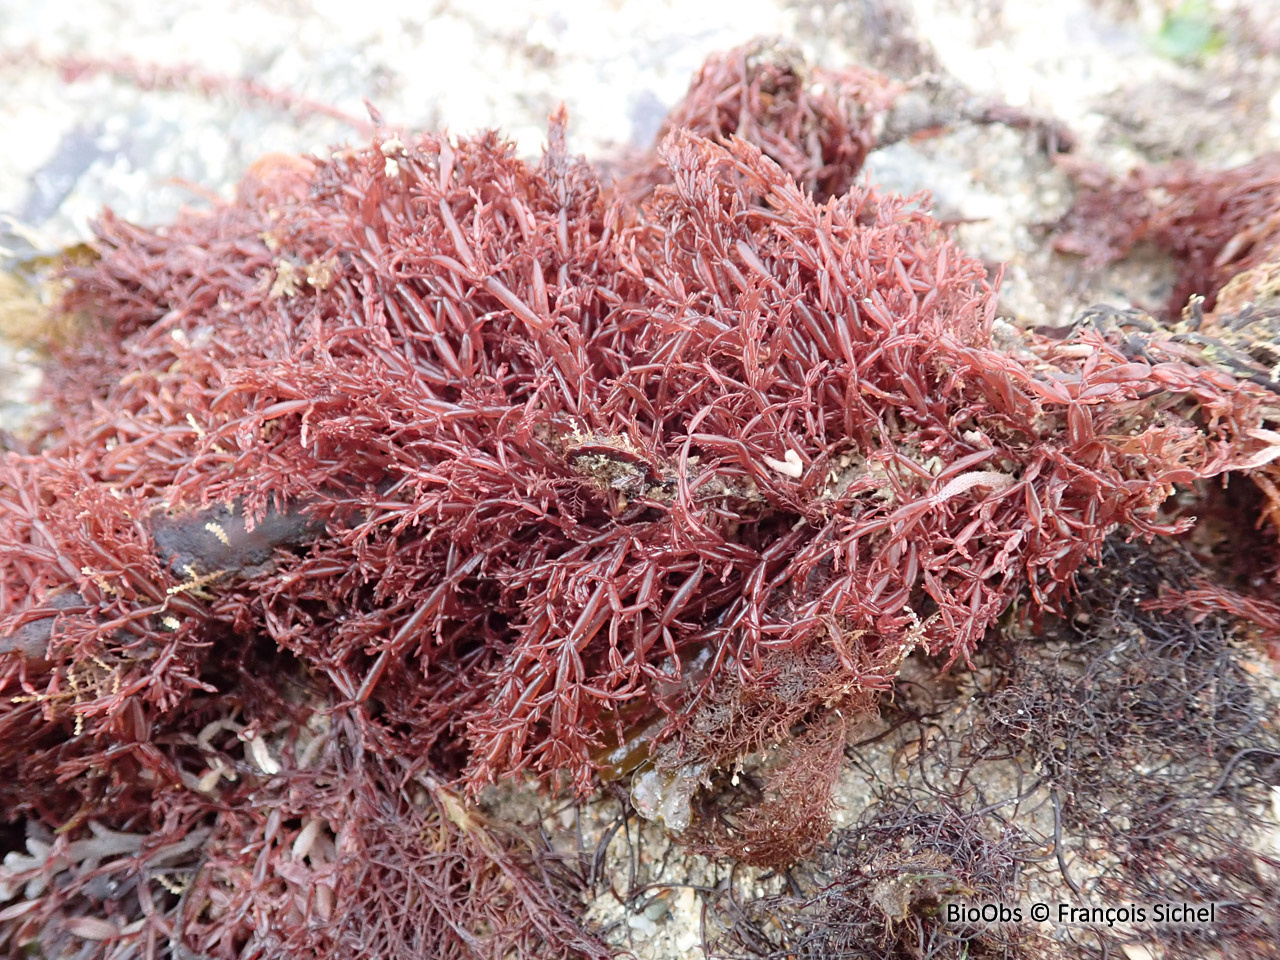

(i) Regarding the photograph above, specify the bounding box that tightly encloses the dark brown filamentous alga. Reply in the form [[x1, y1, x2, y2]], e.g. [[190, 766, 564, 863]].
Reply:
[[2, 42, 1280, 959]]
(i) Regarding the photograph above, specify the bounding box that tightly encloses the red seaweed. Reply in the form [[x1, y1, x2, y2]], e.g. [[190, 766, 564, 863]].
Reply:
[[4, 42, 1280, 958], [1055, 152, 1280, 320]]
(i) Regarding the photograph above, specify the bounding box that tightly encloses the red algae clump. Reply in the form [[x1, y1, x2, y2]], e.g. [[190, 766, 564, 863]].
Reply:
[[2, 43, 1280, 959]]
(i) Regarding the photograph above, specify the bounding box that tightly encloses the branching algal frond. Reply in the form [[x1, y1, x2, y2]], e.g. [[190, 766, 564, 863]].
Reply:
[[3, 41, 1280, 958]]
